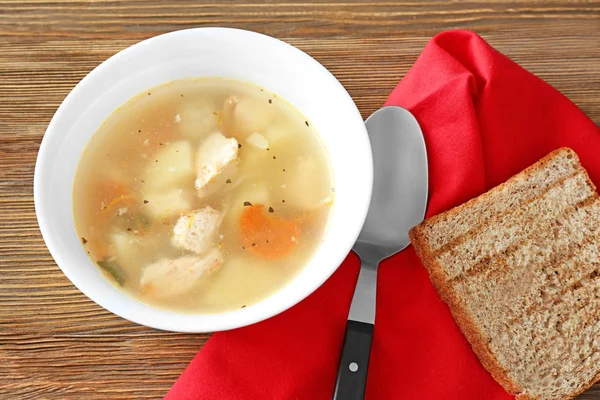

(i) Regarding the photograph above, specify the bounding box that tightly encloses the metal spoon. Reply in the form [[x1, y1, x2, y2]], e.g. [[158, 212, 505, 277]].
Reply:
[[333, 106, 428, 400]]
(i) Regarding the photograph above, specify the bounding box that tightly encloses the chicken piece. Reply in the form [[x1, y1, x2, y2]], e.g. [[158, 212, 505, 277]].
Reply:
[[172, 206, 222, 254], [195, 132, 239, 191], [196, 162, 238, 199], [140, 249, 223, 299]]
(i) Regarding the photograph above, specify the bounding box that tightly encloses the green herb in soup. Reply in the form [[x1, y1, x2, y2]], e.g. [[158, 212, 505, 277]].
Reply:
[[72, 78, 334, 313]]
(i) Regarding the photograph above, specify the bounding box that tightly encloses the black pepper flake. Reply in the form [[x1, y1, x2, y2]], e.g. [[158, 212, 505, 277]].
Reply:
[[241, 305, 247, 308], [212, 111, 218, 116], [268, 99, 272, 104], [238, 143, 242, 149], [305, 120, 309, 127], [126, 227, 132, 232], [267, 148, 270, 151], [226, 179, 232, 184], [268, 207, 274, 213], [147, 92, 151, 96], [144, 200, 149, 204], [242, 246, 246, 250], [282, 168, 286, 172], [273, 156, 276, 159], [243, 201, 252, 206], [138, 129, 141, 133], [282, 199, 285, 203], [159, 142, 163, 146], [251, 243, 256, 247], [180, 94, 184, 97], [81, 237, 87, 245], [141, 180, 145, 183], [87, 251, 90, 254], [266, 240, 269, 243], [155, 159, 158, 163]]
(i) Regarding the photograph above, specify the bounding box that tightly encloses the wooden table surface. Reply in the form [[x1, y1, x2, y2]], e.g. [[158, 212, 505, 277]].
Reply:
[[1, 1, 599, 399]]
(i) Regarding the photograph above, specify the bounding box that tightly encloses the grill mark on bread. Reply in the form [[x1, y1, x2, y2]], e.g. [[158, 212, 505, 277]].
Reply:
[[450, 240, 523, 283], [435, 169, 582, 257], [551, 267, 600, 309], [450, 196, 599, 284], [504, 265, 600, 328], [440, 175, 595, 280]]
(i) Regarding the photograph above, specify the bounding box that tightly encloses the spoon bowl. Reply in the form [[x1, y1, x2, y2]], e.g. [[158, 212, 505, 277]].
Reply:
[[354, 106, 429, 260]]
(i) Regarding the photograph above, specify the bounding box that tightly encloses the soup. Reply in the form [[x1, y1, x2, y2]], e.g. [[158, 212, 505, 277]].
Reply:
[[73, 78, 334, 313]]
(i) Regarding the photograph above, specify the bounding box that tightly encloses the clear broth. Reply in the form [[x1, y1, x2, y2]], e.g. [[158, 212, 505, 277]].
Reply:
[[73, 78, 334, 314]]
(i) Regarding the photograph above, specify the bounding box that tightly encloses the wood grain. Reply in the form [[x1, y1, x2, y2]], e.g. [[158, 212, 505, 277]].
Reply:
[[1, 1, 599, 398]]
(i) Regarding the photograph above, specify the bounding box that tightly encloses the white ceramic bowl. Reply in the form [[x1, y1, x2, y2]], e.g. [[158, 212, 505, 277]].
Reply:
[[34, 28, 372, 332]]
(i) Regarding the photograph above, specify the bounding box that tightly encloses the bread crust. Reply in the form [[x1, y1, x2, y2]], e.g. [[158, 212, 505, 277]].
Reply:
[[416, 148, 595, 239], [409, 147, 600, 400], [565, 370, 600, 400]]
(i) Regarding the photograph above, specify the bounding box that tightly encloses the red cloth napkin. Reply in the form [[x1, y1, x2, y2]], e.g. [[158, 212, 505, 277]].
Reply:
[[165, 30, 600, 400]]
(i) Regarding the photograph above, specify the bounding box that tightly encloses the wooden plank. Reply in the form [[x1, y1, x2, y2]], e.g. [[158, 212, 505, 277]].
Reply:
[[1, 1, 599, 398]]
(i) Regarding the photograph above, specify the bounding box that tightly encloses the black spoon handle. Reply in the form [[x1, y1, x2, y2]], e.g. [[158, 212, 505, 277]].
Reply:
[[332, 319, 374, 400]]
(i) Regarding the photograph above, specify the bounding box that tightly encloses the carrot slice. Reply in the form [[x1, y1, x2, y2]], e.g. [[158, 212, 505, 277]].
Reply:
[[92, 180, 134, 215], [239, 204, 301, 259], [103, 194, 133, 214]]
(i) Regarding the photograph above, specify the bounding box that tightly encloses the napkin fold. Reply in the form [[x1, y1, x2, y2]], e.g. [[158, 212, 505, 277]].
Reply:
[[166, 30, 600, 400]]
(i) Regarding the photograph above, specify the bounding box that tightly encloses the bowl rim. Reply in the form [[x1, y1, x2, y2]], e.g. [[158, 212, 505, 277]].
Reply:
[[34, 27, 373, 332]]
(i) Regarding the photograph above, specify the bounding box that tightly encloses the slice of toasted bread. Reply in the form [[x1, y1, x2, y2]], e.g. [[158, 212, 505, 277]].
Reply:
[[409, 148, 600, 400]]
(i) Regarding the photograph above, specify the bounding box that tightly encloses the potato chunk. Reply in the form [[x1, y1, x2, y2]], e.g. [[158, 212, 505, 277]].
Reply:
[[143, 140, 194, 191], [110, 231, 144, 265], [261, 121, 295, 147], [222, 95, 275, 138], [285, 156, 332, 209], [246, 132, 269, 150], [142, 189, 191, 218], [177, 101, 219, 139]]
